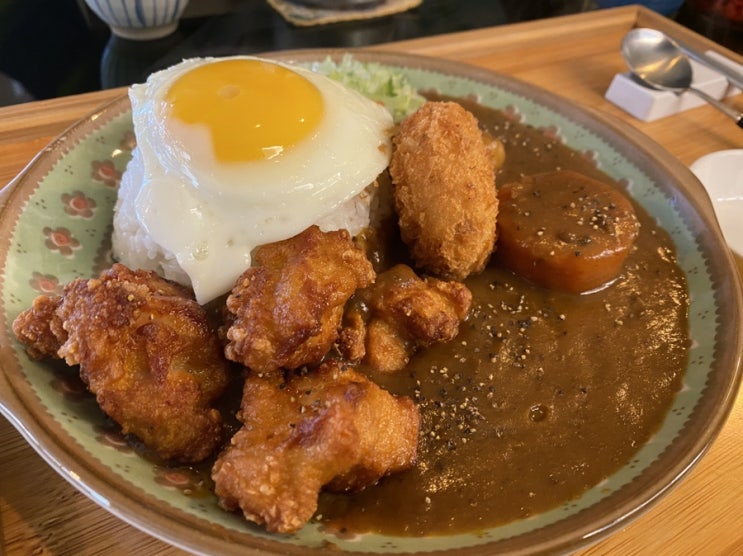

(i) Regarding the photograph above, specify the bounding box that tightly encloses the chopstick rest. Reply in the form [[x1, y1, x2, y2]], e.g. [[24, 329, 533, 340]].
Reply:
[[605, 56, 741, 122]]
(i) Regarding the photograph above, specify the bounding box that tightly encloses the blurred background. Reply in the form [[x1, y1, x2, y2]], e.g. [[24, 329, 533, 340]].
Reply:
[[0, 0, 739, 106]]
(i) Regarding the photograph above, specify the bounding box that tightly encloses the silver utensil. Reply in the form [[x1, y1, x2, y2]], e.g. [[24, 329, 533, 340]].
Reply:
[[677, 42, 743, 92], [621, 28, 743, 128]]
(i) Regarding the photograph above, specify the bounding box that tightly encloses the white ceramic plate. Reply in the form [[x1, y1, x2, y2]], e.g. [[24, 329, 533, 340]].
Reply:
[[1, 49, 741, 555], [690, 149, 743, 255]]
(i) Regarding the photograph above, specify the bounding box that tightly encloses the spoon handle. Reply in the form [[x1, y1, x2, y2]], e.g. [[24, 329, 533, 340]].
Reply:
[[678, 43, 743, 92], [686, 86, 743, 128]]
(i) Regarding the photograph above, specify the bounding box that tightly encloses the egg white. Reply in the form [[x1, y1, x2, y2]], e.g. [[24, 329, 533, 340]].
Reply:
[[113, 56, 393, 304]]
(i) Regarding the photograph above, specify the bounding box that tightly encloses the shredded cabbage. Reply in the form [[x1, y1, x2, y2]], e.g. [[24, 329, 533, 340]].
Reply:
[[312, 54, 425, 122]]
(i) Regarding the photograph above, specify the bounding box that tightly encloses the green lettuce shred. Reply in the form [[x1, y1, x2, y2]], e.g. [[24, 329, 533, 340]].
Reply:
[[311, 54, 425, 122]]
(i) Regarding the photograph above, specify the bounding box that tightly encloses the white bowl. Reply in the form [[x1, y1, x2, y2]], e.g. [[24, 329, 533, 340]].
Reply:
[[690, 149, 743, 255]]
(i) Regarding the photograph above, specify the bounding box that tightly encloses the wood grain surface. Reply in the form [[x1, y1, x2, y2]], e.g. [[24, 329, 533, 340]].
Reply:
[[1, 6, 742, 556]]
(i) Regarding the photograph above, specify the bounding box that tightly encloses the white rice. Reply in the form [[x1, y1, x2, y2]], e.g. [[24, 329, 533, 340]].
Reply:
[[111, 147, 374, 296]]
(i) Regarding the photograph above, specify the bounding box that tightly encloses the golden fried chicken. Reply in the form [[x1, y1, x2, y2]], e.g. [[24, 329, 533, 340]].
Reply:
[[390, 101, 498, 280], [223, 225, 375, 374], [12, 263, 230, 463], [12, 294, 64, 359], [339, 264, 472, 373], [212, 360, 420, 534]]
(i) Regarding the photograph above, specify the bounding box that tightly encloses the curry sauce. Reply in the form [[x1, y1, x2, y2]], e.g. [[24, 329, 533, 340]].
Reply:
[[315, 96, 690, 535]]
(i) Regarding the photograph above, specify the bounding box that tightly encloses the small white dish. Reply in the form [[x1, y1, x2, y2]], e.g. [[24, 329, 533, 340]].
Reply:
[[690, 149, 743, 255]]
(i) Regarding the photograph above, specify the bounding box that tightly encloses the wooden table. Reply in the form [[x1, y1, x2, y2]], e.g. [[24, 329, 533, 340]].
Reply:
[[2, 5, 742, 555]]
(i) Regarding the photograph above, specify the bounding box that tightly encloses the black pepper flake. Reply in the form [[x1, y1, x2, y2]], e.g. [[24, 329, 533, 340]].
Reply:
[[517, 319, 532, 333]]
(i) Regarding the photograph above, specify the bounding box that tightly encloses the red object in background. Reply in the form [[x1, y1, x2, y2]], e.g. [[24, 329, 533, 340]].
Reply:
[[688, 0, 743, 22]]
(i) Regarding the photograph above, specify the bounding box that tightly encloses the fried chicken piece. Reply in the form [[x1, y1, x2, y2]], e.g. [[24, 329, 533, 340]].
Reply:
[[223, 225, 375, 374], [12, 294, 65, 359], [212, 360, 420, 534], [339, 264, 472, 373], [390, 101, 498, 280], [12, 263, 230, 463]]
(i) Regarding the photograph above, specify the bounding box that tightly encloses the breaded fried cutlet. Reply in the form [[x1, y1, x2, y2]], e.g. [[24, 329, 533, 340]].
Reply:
[[390, 101, 499, 281]]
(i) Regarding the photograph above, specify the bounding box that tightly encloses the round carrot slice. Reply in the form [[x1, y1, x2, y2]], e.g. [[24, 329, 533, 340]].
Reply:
[[496, 170, 640, 293]]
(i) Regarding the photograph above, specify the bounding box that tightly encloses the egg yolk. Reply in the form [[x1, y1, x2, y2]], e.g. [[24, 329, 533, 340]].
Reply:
[[165, 59, 324, 162]]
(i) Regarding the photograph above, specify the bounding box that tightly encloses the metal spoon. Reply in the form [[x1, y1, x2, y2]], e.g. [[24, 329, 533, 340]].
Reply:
[[621, 28, 743, 128]]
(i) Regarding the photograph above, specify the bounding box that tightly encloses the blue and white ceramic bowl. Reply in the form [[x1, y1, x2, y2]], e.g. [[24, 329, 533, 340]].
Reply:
[[84, 0, 189, 40]]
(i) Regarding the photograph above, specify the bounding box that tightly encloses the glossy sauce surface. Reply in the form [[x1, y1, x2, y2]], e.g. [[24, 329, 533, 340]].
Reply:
[[315, 96, 690, 535]]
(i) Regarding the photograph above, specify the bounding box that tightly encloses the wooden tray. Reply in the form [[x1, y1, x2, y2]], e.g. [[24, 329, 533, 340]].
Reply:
[[1, 5, 741, 555]]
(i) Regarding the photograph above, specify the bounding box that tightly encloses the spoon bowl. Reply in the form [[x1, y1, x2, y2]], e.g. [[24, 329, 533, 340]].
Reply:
[[621, 28, 692, 89], [621, 28, 743, 127]]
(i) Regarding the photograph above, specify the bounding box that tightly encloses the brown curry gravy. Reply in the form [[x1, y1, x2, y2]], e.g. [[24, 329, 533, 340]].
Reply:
[[314, 95, 690, 535]]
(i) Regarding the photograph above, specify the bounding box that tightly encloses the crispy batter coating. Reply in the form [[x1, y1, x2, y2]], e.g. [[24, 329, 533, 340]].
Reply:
[[212, 360, 420, 534], [223, 225, 375, 373], [339, 264, 472, 373], [390, 101, 498, 280], [12, 263, 230, 463], [12, 294, 65, 359]]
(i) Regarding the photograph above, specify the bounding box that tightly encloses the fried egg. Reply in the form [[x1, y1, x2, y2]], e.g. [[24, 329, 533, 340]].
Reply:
[[112, 56, 393, 304]]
